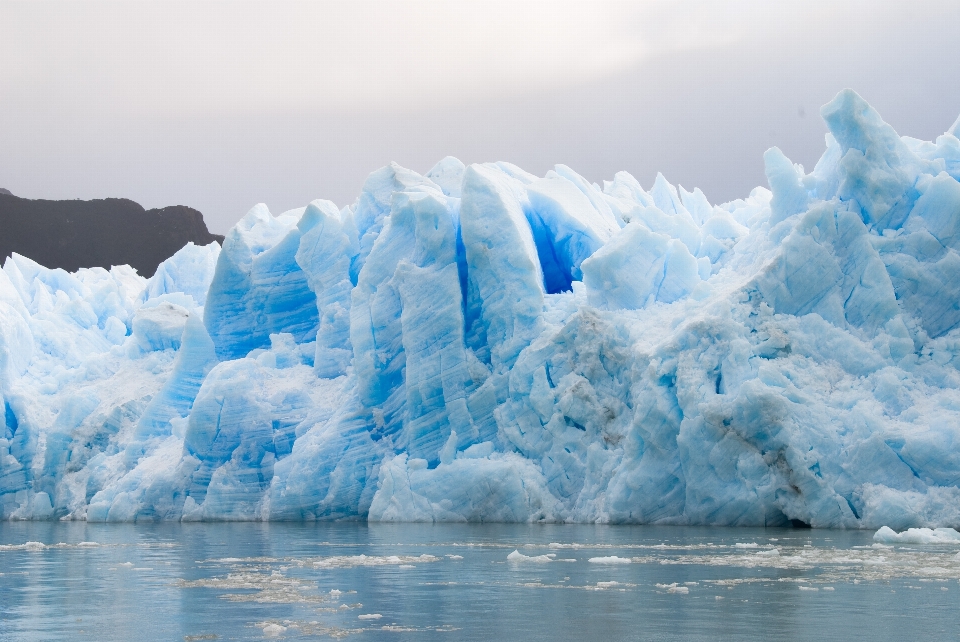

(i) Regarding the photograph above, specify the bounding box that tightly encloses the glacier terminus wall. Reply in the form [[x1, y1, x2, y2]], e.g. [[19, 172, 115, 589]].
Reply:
[[3, 90, 960, 529]]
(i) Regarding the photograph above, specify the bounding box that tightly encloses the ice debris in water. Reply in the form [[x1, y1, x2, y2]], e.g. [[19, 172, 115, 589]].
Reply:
[[507, 550, 556, 563], [261, 623, 287, 637], [588, 556, 632, 564], [3, 91, 960, 528], [873, 526, 960, 545]]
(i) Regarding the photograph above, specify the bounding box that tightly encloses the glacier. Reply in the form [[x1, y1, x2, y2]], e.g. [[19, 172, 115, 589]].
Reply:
[[2, 89, 960, 529]]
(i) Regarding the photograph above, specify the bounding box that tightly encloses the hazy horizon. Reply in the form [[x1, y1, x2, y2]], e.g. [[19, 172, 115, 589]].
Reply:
[[2, 0, 959, 234]]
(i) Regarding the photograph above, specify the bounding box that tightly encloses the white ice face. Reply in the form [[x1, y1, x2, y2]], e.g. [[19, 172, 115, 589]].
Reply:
[[3, 89, 960, 530]]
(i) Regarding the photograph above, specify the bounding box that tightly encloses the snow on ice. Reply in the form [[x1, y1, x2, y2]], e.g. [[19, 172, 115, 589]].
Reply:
[[2, 90, 960, 530]]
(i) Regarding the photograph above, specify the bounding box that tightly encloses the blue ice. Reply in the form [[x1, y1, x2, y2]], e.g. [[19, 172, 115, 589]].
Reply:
[[2, 90, 960, 530]]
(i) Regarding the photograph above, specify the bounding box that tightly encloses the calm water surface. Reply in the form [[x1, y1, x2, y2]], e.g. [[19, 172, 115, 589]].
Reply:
[[1, 522, 958, 641]]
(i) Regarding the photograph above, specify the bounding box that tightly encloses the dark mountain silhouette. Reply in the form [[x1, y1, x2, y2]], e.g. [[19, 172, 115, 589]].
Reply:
[[0, 193, 224, 277]]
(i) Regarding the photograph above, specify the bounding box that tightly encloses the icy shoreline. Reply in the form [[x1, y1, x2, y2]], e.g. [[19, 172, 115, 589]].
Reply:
[[2, 89, 960, 527]]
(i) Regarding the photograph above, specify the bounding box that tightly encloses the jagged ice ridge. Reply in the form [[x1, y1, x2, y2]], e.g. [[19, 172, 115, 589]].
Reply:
[[2, 90, 960, 529]]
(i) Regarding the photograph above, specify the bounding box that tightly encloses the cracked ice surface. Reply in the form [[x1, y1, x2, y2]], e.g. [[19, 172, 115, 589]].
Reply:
[[3, 90, 960, 528]]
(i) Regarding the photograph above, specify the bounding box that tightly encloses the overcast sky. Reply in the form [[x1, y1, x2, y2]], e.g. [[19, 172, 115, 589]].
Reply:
[[2, 1, 959, 233]]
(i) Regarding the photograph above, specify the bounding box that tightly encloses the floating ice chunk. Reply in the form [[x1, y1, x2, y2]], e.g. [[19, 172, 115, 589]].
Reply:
[[507, 550, 555, 563], [873, 526, 960, 545], [588, 556, 632, 564], [358, 614, 382, 620], [656, 582, 688, 593], [262, 623, 287, 636], [308, 553, 437, 569]]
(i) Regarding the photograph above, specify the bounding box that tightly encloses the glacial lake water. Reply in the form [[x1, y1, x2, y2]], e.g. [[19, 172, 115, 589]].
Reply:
[[1, 522, 958, 641]]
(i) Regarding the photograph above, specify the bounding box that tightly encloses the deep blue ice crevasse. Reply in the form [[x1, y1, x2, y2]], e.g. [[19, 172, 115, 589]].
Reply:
[[524, 171, 619, 293]]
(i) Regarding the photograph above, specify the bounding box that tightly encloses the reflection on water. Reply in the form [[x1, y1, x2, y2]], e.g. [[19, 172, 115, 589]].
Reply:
[[1, 522, 958, 641]]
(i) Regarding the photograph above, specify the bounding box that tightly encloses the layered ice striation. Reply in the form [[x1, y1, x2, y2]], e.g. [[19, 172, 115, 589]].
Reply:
[[3, 91, 960, 529]]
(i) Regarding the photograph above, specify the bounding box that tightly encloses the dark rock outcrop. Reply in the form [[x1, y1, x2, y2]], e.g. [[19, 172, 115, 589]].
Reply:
[[0, 193, 224, 276]]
